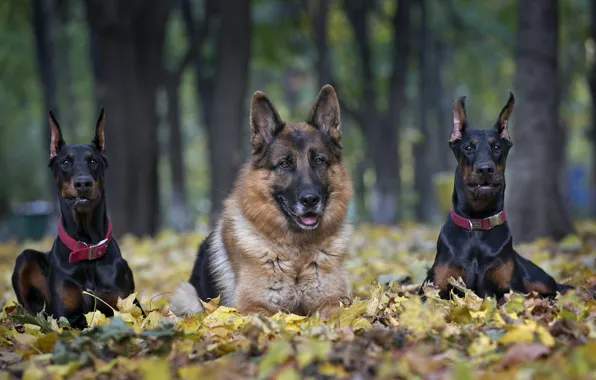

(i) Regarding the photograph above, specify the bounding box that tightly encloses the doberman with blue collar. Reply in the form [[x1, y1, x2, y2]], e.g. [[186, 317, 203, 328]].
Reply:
[[421, 93, 572, 299], [11, 109, 140, 328]]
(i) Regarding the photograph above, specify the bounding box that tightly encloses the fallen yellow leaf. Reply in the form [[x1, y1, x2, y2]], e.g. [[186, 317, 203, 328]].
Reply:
[[498, 320, 555, 347], [117, 292, 143, 316], [84, 310, 110, 327], [138, 358, 171, 380]]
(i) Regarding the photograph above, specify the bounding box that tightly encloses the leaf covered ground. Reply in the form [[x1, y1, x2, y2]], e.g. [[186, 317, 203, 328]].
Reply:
[[1, 223, 596, 379]]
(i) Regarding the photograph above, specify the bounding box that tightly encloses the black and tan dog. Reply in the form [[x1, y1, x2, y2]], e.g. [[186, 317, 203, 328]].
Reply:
[[12, 110, 138, 328], [171, 85, 352, 319], [421, 93, 572, 299]]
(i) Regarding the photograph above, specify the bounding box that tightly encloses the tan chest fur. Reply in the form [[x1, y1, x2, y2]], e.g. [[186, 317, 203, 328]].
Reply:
[[222, 205, 351, 316]]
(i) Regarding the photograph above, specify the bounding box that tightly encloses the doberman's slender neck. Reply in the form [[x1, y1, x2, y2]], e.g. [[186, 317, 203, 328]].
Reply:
[[59, 196, 109, 244], [452, 167, 505, 220]]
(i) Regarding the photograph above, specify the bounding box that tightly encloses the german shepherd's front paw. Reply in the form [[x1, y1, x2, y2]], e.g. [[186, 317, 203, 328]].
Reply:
[[238, 299, 275, 317], [315, 296, 346, 321]]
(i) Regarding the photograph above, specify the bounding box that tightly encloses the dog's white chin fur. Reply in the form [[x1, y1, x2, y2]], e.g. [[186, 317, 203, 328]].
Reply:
[[169, 281, 204, 316]]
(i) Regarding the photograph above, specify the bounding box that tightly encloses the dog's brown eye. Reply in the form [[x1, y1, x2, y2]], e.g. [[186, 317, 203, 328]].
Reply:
[[90, 159, 98, 166], [61, 159, 71, 166], [464, 145, 474, 152], [492, 144, 501, 151], [314, 157, 325, 165], [279, 160, 290, 168]]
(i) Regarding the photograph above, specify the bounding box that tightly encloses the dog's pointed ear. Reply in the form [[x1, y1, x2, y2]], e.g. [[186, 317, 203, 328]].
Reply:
[[250, 91, 284, 153], [450, 96, 467, 144], [308, 85, 341, 143], [49, 110, 65, 162], [496, 91, 514, 143], [92, 107, 106, 154]]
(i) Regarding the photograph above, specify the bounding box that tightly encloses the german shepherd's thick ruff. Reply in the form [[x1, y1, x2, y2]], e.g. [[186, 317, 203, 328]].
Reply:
[[170, 85, 352, 319]]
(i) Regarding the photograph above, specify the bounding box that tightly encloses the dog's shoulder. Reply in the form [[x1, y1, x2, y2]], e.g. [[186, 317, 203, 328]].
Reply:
[[220, 196, 277, 266]]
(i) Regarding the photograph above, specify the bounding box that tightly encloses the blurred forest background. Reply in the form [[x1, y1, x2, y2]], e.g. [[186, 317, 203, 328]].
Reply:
[[0, 0, 592, 243]]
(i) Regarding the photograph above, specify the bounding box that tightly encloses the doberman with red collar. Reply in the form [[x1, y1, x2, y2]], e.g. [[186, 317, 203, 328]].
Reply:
[[11, 109, 140, 328], [421, 93, 572, 299]]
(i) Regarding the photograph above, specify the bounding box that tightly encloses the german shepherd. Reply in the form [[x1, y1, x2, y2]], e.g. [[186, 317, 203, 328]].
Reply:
[[170, 85, 352, 319]]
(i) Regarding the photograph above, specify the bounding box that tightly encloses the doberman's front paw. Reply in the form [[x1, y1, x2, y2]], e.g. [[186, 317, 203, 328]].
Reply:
[[556, 283, 574, 294]]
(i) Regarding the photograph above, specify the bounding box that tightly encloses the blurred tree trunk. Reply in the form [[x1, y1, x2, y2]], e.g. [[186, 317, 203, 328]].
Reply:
[[344, 0, 381, 223], [163, 3, 198, 232], [86, 0, 172, 236], [31, 0, 58, 200], [182, 0, 216, 226], [313, 0, 331, 89], [588, 1, 596, 216], [181, 0, 214, 132], [427, 36, 450, 222], [165, 77, 189, 231], [85, 0, 135, 235], [344, 0, 411, 225], [509, 0, 574, 242], [54, 0, 78, 132], [283, 69, 300, 118], [87, 6, 102, 112], [354, 160, 368, 222], [383, 0, 410, 224], [183, 0, 251, 226], [208, 0, 251, 223], [413, 0, 434, 223], [431, 38, 450, 173], [133, 3, 171, 236]]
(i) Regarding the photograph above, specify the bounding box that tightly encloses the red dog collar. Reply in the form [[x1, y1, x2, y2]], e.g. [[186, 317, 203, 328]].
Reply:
[[58, 219, 112, 263], [449, 208, 506, 231]]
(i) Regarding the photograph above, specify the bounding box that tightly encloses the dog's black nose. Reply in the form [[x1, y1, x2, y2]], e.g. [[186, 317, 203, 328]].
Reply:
[[475, 164, 495, 175], [73, 176, 93, 192], [299, 192, 321, 208]]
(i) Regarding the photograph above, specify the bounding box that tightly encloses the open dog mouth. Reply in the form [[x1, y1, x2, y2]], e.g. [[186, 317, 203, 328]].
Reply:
[[467, 181, 501, 196], [470, 181, 495, 190], [69, 195, 92, 207], [276, 196, 324, 230], [295, 212, 320, 229]]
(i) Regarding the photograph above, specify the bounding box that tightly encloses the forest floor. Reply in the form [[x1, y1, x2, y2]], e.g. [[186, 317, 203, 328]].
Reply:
[[1, 222, 596, 379]]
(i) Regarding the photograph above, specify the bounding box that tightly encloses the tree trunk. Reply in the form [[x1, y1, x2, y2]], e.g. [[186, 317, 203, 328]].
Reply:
[[165, 76, 190, 231], [343, 0, 411, 225], [182, 0, 229, 226], [375, 0, 411, 224], [431, 38, 451, 172], [508, 0, 574, 242], [588, 0, 596, 216], [283, 69, 300, 118], [314, 0, 331, 89], [162, 0, 197, 232], [344, 1, 387, 224], [31, 0, 58, 200], [131, 2, 170, 236], [86, 0, 171, 236], [207, 0, 251, 224], [413, 0, 434, 223], [54, 0, 78, 133], [85, 0, 136, 236], [180, 0, 214, 129], [354, 160, 368, 222], [87, 6, 102, 112]]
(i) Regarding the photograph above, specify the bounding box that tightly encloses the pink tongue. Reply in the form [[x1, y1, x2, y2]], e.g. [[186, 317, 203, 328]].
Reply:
[[299, 215, 318, 225]]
